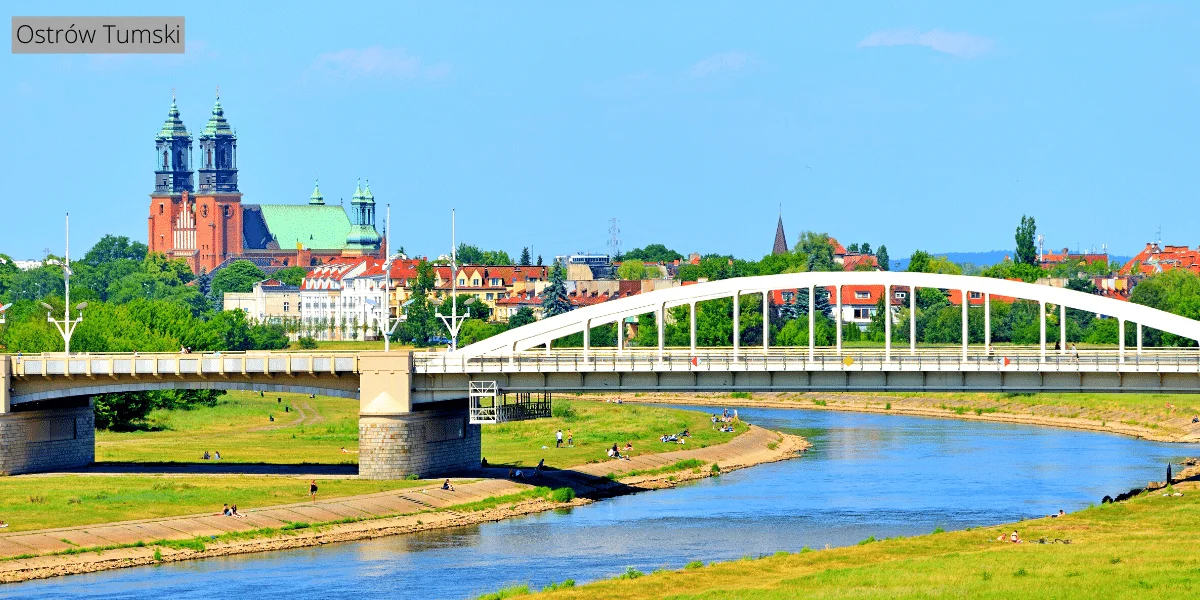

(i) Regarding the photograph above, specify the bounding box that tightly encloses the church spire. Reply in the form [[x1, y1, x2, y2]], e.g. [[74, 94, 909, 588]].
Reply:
[[772, 213, 788, 255], [197, 88, 238, 193], [154, 93, 193, 194], [309, 179, 324, 205]]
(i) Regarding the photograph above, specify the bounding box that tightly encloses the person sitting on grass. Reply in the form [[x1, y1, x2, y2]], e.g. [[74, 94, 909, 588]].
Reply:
[[203, 451, 210, 460], [624, 442, 633, 456], [231, 504, 245, 518], [1010, 531, 1022, 543], [442, 479, 455, 491], [222, 504, 232, 516], [0, 520, 7, 528]]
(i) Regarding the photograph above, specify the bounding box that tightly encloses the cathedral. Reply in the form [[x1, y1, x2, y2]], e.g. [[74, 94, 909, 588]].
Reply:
[[147, 93, 383, 273]]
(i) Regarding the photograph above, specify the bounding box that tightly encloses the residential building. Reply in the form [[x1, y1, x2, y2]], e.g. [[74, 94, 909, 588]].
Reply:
[[1039, 247, 1109, 270], [432, 265, 549, 318], [299, 257, 387, 340], [494, 279, 670, 322], [223, 278, 302, 335], [1120, 242, 1200, 276], [555, 253, 614, 280]]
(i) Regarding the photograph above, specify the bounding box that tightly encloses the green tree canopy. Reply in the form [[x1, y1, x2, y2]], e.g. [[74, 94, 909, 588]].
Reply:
[[617, 260, 649, 280], [876, 245, 890, 271], [272, 266, 308, 286], [1015, 215, 1038, 266], [541, 265, 571, 318], [623, 244, 683, 263], [210, 261, 266, 301], [797, 232, 837, 272]]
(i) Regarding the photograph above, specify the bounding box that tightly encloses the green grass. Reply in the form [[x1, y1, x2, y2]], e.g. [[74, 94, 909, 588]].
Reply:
[[96, 390, 361, 464], [532, 482, 1200, 599], [609, 458, 707, 479], [0, 475, 427, 532], [443, 487, 552, 513], [481, 400, 746, 470]]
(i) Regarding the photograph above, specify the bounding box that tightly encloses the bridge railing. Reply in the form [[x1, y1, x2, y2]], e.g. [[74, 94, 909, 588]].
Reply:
[[7, 352, 361, 378], [412, 347, 1200, 374]]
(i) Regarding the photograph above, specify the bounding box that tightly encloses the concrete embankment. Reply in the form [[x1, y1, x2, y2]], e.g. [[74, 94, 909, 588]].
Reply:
[[0, 425, 807, 584]]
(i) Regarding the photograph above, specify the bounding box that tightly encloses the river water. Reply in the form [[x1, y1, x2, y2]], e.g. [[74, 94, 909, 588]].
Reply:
[[7, 406, 1196, 599]]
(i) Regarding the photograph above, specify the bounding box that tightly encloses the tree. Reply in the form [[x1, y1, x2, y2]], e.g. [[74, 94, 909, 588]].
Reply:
[[536, 255, 543, 266], [877, 245, 890, 271], [847, 243, 860, 253], [210, 261, 266, 301], [82, 235, 148, 266], [860, 242, 872, 255], [617, 260, 649, 280], [906, 250, 933, 273], [541, 265, 571, 318], [456, 244, 485, 264], [1129, 270, 1200, 347], [796, 286, 832, 317], [980, 259, 1045, 283], [623, 244, 684, 263], [1015, 215, 1038, 266], [797, 232, 837, 272], [273, 266, 308, 286], [395, 260, 442, 346], [480, 250, 514, 265], [508, 306, 537, 329], [519, 247, 532, 266]]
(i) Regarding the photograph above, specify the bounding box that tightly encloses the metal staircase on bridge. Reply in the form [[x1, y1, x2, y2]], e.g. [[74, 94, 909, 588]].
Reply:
[[468, 381, 552, 424]]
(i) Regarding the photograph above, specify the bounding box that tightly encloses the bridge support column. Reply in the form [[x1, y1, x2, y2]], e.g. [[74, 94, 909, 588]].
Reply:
[[1137, 323, 1143, 356], [961, 289, 968, 360], [0, 400, 95, 476], [732, 292, 740, 360], [884, 284, 891, 360], [583, 319, 591, 363], [1039, 300, 1047, 363], [357, 351, 482, 479], [910, 285, 916, 355], [762, 291, 770, 354], [835, 285, 842, 355], [689, 301, 697, 354], [984, 293, 991, 355], [1119, 319, 1126, 363], [1060, 304, 1067, 355], [808, 285, 815, 360]]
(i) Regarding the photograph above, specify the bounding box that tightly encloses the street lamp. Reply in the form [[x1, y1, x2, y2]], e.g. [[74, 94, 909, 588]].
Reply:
[[381, 203, 406, 352], [43, 214, 85, 354], [437, 209, 469, 350]]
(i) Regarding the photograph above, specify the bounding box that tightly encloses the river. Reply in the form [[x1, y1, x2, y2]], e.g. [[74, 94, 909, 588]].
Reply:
[[6, 406, 1195, 599]]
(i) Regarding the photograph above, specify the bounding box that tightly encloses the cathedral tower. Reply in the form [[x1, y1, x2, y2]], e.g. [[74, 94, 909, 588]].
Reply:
[[345, 179, 382, 254], [193, 90, 243, 272], [148, 95, 196, 260]]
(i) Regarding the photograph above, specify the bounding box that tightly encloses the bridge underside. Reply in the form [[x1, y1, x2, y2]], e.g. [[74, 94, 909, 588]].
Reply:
[[415, 369, 1200, 397]]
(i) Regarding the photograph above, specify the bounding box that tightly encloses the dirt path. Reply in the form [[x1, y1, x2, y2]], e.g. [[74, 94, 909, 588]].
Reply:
[[0, 425, 807, 584], [249, 399, 322, 432]]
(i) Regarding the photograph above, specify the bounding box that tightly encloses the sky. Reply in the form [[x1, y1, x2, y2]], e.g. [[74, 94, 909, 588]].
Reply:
[[2, 1, 1198, 262]]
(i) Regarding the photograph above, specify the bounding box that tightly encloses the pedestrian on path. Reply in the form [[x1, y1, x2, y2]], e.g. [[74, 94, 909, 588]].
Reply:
[[555, 429, 563, 448], [567, 429, 573, 447], [309, 479, 318, 501]]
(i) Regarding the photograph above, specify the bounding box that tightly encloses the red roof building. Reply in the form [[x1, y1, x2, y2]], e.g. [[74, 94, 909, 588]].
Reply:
[[1120, 243, 1200, 276]]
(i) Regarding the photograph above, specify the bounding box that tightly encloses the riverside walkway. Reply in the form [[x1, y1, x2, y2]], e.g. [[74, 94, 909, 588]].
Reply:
[[0, 425, 787, 569]]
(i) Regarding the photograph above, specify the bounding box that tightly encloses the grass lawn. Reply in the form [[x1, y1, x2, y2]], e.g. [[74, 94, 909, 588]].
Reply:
[[528, 481, 1200, 598], [0, 476, 427, 532], [97, 391, 361, 464], [482, 398, 747, 470]]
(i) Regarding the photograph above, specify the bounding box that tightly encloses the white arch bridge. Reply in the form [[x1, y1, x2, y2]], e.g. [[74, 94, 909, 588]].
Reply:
[[413, 272, 1200, 404]]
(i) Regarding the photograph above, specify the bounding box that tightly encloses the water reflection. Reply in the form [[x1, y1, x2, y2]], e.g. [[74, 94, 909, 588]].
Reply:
[[8, 405, 1195, 600]]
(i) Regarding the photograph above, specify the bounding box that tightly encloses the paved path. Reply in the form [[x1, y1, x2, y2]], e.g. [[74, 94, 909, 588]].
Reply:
[[0, 426, 784, 560]]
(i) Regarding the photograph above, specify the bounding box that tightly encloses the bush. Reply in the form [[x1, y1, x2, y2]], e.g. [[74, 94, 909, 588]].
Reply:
[[298, 336, 318, 349], [550, 487, 576, 503], [617, 567, 644, 580], [551, 400, 577, 420], [476, 584, 531, 600], [685, 560, 704, 569], [542, 580, 575, 591]]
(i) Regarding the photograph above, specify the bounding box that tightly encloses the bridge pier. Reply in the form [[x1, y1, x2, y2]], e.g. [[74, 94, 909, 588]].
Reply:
[[0, 398, 95, 476], [357, 352, 481, 480]]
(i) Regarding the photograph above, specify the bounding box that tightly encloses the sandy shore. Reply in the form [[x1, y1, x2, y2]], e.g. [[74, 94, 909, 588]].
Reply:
[[615, 392, 1200, 443], [0, 425, 808, 584]]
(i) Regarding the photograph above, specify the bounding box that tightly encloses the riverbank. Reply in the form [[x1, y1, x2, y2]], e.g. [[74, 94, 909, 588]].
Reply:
[[618, 391, 1200, 442], [527, 464, 1200, 599], [0, 425, 807, 584]]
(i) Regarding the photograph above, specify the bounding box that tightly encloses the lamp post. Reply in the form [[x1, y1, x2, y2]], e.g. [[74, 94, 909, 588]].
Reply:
[[437, 209, 469, 350], [43, 214, 86, 354]]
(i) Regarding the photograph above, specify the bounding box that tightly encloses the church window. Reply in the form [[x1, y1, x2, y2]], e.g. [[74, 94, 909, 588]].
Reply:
[[207, 148, 212, 168], [159, 203, 164, 215], [201, 204, 208, 217], [224, 205, 231, 217], [163, 150, 169, 169]]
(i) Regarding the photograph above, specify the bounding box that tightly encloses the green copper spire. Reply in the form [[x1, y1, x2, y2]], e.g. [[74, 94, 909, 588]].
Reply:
[[345, 177, 381, 251], [200, 88, 235, 138], [362, 179, 374, 202], [157, 95, 190, 140], [309, 179, 325, 205], [351, 179, 365, 203]]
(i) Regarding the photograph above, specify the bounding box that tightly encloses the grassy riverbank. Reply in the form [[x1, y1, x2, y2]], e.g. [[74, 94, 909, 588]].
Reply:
[[507, 480, 1200, 598], [0, 476, 428, 532], [2, 396, 742, 532], [622, 390, 1200, 442]]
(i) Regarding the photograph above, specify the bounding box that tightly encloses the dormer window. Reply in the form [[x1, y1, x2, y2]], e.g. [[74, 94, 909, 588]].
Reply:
[[855, 291, 870, 299]]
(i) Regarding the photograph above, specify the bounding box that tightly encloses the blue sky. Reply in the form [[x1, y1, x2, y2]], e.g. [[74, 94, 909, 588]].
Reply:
[[3, 1, 1198, 261]]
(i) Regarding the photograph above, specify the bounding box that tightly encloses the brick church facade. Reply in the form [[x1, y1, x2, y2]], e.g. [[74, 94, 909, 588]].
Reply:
[[148, 93, 383, 274]]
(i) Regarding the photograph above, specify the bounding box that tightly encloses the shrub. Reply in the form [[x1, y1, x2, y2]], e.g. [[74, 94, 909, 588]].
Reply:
[[812, 399, 827, 406], [476, 584, 531, 600], [550, 487, 575, 503], [617, 567, 644, 580], [684, 560, 704, 569], [153, 549, 163, 561], [885, 402, 891, 410], [729, 391, 752, 399], [858, 536, 876, 545], [298, 336, 318, 349], [710, 463, 721, 475], [542, 580, 575, 591], [405, 474, 420, 480], [551, 400, 577, 420], [932, 527, 945, 534]]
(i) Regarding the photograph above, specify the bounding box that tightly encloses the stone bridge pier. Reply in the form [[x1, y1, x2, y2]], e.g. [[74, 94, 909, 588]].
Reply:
[[0, 360, 95, 475], [356, 352, 481, 480]]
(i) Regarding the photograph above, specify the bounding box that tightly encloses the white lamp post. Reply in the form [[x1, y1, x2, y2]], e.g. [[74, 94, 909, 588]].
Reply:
[[43, 214, 85, 354], [437, 209, 469, 350]]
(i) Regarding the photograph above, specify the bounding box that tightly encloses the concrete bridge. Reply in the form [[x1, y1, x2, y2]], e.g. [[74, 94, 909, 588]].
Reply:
[[3, 272, 1199, 478]]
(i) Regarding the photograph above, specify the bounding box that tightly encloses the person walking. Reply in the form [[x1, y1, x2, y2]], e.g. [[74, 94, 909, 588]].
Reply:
[[555, 429, 563, 448], [309, 479, 318, 501], [567, 429, 573, 447]]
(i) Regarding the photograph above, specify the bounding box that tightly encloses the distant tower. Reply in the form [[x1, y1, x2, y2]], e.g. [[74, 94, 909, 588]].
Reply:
[[309, 179, 325, 205], [192, 88, 243, 272], [772, 213, 788, 255], [345, 179, 382, 254], [148, 94, 195, 260], [608, 218, 621, 259]]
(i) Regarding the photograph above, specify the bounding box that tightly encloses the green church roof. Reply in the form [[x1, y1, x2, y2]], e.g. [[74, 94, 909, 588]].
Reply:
[[157, 98, 190, 140], [200, 92, 235, 138], [257, 204, 354, 250]]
